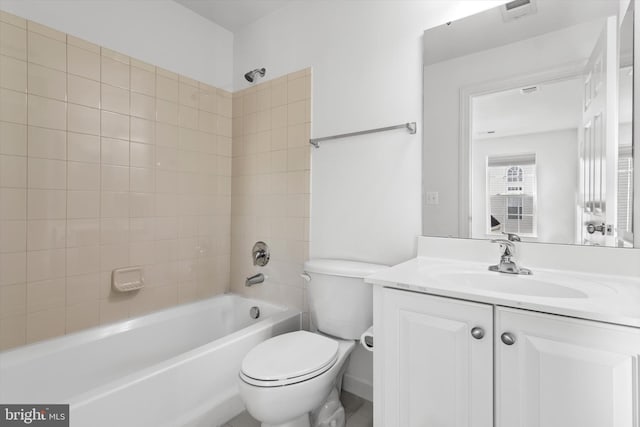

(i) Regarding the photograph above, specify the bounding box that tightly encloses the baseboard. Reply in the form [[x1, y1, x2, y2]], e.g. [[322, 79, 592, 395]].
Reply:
[[342, 373, 373, 402]]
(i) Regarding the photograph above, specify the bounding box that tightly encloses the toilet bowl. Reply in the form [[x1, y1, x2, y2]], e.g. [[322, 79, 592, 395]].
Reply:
[[237, 259, 388, 427], [238, 331, 355, 427]]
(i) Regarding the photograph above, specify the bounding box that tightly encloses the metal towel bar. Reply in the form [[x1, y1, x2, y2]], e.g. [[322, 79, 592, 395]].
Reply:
[[309, 122, 417, 148]]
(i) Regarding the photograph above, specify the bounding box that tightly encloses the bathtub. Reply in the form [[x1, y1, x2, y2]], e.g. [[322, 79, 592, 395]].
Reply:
[[0, 294, 301, 427]]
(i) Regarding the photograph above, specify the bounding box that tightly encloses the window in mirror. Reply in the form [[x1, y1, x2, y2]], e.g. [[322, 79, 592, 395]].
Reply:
[[618, 145, 633, 243], [486, 154, 537, 237]]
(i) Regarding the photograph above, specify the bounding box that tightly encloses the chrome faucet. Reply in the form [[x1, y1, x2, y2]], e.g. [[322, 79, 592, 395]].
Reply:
[[489, 233, 532, 275], [245, 273, 265, 287]]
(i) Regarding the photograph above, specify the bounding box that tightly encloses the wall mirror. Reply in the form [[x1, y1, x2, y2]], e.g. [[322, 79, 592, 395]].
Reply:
[[422, 0, 636, 248]]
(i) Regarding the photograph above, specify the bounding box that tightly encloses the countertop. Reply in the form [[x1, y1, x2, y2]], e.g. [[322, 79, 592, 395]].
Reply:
[[365, 256, 640, 328]]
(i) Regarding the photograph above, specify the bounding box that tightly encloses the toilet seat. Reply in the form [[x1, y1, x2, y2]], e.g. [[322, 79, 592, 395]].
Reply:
[[240, 331, 339, 387]]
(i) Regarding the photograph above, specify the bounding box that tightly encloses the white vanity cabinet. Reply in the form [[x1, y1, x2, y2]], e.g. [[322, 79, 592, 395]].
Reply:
[[376, 287, 494, 427], [496, 307, 640, 427], [375, 287, 640, 427]]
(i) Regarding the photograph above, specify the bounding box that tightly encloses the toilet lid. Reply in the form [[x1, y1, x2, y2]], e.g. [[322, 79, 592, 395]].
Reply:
[[241, 331, 339, 384]]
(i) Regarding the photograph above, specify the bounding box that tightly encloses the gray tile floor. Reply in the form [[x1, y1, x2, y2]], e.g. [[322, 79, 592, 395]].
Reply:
[[222, 391, 373, 427]]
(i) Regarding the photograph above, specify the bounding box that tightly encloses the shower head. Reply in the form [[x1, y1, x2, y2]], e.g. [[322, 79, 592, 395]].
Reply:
[[244, 68, 266, 83]]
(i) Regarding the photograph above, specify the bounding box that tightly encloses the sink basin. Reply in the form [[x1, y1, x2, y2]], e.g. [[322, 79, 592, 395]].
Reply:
[[419, 266, 616, 299]]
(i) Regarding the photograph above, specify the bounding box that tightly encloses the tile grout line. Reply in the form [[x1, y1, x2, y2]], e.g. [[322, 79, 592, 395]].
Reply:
[[63, 29, 68, 333], [22, 19, 29, 345]]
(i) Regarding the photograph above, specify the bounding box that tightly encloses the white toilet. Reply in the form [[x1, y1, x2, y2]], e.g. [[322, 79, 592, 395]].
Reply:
[[238, 259, 387, 427]]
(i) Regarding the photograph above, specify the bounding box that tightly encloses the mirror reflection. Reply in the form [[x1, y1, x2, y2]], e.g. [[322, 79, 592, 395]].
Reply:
[[422, 0, 635, 247]]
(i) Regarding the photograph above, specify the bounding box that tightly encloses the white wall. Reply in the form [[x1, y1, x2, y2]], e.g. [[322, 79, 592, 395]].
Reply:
[[621, 122, 633, 146], [233, 0, 505, 400], [0, 0, 233, 89], [472, 129, 579, 245], [234, 0, 504, 267]]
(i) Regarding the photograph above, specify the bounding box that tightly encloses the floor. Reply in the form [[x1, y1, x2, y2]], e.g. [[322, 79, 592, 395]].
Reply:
[[222, 391, 373, 427]]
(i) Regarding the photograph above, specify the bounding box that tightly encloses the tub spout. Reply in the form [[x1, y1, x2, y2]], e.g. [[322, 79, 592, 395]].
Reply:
[[245, 273, 264, 287]]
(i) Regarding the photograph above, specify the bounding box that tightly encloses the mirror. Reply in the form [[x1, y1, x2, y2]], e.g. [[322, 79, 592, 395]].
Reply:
[[422, 0, 635, 247]]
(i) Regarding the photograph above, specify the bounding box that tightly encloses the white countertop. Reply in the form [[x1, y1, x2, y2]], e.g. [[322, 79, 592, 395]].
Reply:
[[366, 256, 640, 328]]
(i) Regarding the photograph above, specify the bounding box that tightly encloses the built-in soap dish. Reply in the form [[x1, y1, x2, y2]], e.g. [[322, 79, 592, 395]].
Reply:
[[112, 266, 144, 292]]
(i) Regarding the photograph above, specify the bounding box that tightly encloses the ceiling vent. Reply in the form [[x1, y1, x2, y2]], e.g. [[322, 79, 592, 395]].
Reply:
[[520, 85, 540, 95], [501, 0, 537, 22]]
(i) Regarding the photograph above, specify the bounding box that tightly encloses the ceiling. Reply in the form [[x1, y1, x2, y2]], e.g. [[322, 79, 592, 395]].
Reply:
[[424, 1, 617, 66], [473, 65, 633, 141], [472, 78, 583, 140], [175, 0, 293, 32]]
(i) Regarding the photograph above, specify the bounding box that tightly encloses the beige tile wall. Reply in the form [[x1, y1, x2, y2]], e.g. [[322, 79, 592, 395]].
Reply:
[[0, 11, 232, 350], [230, 69, 311, 325]]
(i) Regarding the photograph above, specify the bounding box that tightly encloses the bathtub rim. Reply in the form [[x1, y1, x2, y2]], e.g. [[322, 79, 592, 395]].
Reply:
[[0, 293, 292, 366]]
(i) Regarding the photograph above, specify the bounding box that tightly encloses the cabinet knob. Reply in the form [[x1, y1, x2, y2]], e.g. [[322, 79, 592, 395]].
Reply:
[[501, 332, 516, 345], [470, 327, 485, 340]]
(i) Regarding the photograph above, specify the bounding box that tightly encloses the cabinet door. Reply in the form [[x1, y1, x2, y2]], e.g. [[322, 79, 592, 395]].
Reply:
[[496, 307, 640, 427], [377, 288, 493, 427]]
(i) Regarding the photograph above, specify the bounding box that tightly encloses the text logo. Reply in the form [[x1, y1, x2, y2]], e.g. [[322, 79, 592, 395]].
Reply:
[[0, 405, 68, 426]]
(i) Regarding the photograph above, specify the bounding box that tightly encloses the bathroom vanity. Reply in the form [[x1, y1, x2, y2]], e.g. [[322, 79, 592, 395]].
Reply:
[[403, 1, 640, 423], [367, 238, 640, 427]]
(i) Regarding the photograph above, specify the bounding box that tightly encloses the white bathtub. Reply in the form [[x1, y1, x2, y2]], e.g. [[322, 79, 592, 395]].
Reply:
[[0, 294, 301, 427]]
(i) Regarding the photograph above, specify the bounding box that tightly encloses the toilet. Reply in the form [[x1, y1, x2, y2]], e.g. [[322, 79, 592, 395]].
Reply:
[[238, 259, 388, 427]]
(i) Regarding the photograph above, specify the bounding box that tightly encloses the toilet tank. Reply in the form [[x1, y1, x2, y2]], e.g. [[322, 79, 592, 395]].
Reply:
[[304, 259, 388, 340]]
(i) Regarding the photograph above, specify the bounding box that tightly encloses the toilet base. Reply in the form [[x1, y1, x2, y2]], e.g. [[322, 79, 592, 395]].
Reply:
[[262, 414, 310, 427], [310, 388, 345, 427], [239, 337, 356, 427]]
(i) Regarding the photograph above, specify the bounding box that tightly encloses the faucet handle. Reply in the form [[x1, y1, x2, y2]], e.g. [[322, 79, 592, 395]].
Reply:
[[502, 232, 521, 242], [491, 239, 515, 257], [490, 238, 512, 245], [252, 241, 270, 267]]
